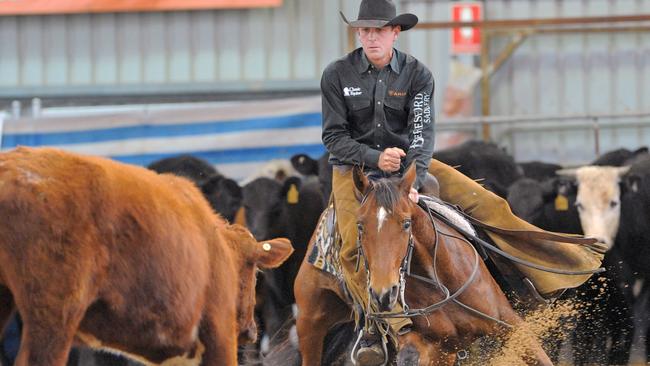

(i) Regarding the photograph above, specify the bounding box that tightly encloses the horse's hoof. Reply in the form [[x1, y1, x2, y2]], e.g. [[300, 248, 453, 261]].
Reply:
[[355, 344, 385, 366]]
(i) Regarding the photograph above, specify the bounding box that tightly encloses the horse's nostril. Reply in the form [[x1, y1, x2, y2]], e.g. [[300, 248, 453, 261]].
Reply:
[[371, 286, 399, 311], [389, 285, 399, 302], [376, 286, 399, 311]]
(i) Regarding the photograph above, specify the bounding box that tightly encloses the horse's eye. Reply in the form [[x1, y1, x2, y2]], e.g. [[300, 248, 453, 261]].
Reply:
[[403, 220, 411, 230], [357, 222, 364, 232], [609, 200, 619, 208], [575, 202, 584, 211]]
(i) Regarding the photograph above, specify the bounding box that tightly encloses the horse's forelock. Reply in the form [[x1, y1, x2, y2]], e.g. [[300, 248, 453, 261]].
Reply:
[[366, 178, 402, 212]]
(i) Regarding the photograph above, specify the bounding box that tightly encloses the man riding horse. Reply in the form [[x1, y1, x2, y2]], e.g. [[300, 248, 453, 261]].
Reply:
[[321, 1, 603, 364]]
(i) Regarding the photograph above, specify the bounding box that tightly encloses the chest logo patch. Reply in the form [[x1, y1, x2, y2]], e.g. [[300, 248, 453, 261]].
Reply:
[[388, 90, 407, 97], [343, 87, 362, 97]]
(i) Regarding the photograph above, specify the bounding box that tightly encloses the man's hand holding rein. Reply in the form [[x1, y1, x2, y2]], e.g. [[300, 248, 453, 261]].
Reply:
[[378, 147, 405, 173]]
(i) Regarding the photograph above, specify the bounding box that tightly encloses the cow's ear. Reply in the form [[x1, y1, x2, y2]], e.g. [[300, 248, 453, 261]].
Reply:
[[256, 238, 294, 269], [291, 154, 318, 176], [221, 178, 242, 197], [399, 163, 417, 195], [540, 178, 558, 202], [201, 175, 223, 195], [555, 177, 575, 197], [352, 166, 369, 202], [281, 177, 302, 204]]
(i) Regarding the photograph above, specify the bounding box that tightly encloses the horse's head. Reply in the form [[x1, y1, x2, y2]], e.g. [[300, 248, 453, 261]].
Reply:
[[353, 164, 418, 312]]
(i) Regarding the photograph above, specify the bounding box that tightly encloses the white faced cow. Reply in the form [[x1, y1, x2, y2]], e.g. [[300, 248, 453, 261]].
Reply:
[[557, 166, 629, 250]]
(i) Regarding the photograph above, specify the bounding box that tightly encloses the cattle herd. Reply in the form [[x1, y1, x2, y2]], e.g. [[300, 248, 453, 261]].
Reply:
[[0, 140, 649, 366]]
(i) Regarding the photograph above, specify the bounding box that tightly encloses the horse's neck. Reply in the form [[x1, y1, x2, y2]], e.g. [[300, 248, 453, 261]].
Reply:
[[412, 206, 478, 286], [411, 207, 445, 269], [412, 207, 438, 249]]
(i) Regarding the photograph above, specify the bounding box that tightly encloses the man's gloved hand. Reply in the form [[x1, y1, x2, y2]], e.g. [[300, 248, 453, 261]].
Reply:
[[378, 147, 405, 173]]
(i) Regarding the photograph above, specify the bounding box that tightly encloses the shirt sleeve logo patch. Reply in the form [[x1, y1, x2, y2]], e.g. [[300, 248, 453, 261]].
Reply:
[[388, 90, 407, 97], [343, 87, 362, 97]]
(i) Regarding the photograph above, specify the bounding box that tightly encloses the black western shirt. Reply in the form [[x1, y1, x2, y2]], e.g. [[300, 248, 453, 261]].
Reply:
[[321, 47, 435, 189]]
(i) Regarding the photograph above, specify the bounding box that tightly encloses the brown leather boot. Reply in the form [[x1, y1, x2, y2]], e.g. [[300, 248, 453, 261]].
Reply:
[[354, 328, 386, 366]]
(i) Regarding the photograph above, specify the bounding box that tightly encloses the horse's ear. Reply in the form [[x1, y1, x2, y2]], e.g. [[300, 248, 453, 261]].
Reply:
[[400, 163, 417, 194], [352, 165, 369, 201]]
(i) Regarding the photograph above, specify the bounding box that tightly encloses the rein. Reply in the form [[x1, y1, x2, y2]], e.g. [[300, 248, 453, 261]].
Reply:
[[355, 195, 510, 327], [419, 196, 605, 276], [354, 193, 604, 327]]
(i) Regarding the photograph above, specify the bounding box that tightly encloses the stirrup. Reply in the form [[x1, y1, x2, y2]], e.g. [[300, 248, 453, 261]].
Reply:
[[523, 277, 564, 305]]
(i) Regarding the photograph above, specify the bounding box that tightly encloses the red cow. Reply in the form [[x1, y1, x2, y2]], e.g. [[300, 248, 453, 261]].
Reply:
[[0, 146, 293, 366]]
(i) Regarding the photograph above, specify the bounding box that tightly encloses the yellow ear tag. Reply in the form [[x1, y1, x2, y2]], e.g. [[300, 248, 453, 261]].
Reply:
[[287, 184, 299, 204], [555, 194, 569, 211]]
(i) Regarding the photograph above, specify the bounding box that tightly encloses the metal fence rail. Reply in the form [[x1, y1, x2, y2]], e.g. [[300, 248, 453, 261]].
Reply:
[[436, 111, 650, 164]]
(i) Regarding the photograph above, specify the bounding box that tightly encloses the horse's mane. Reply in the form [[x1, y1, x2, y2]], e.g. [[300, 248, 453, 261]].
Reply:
[[365, 177, 402, 211]]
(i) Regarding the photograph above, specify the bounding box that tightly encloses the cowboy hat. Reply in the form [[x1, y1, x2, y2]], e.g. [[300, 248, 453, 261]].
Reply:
[[340, 0, 418, 31]]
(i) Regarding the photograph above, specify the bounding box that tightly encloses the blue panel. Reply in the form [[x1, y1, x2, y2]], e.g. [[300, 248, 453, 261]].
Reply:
[[2, 113, 322, 147]]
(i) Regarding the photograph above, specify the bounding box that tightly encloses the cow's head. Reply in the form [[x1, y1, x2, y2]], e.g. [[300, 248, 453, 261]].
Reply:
[[291, 152, 332, 205], [224, 224, 293, 345], [201, 176, 242, 222], [557, 166, 630, 250], [242, 177, 298, 240]]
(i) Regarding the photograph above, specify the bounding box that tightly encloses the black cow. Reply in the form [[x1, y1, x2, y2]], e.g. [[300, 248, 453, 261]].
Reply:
[[507, 152, 641, 365], [241, 176, 325, 352], [616, 156, 650, 360], [618, 157, 650, 282], [290, 152, 332, 206], [508, 175, 634, 365], [518, 161, 563, 182], [433, 140, 523, 197], [147, 155, 242, 222], [591, 147, 649, 167]]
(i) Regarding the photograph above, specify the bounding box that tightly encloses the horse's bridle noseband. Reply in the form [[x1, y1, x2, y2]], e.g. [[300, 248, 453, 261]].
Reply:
[[354, 197, 513, 329]]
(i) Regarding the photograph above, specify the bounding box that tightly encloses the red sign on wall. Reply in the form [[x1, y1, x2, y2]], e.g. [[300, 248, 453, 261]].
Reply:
[[451, 2, 483, 55]]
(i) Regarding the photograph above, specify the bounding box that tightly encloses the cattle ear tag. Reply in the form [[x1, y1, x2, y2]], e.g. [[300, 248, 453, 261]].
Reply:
[[262, 242, 272, 252], [554, 194, 569, 211], [287, 184, 299, 204]]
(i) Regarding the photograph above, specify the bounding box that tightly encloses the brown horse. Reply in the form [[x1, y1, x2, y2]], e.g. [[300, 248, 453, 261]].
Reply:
[[294, 164, 553, 365]]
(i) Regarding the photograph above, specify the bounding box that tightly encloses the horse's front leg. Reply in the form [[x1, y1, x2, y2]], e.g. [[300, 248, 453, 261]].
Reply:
[[295, 265, 350, 366]]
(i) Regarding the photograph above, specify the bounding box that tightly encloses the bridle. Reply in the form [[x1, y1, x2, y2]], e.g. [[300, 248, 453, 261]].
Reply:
[[354, 199, 506, 327], [354, 191, 605, 327]]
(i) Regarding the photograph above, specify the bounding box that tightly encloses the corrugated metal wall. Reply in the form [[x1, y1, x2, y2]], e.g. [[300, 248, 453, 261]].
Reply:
[[0, 1, 351, 93], [0, 0, 450, 115], [1, 0, 649, 164], [478, 1, 650, 163], [2, 1, 648, 113], [484, 0, 650, 116]]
